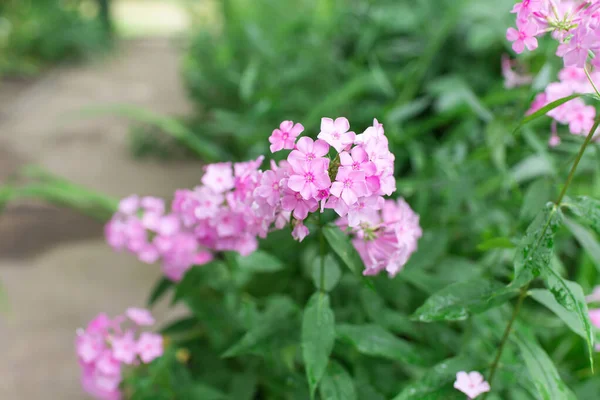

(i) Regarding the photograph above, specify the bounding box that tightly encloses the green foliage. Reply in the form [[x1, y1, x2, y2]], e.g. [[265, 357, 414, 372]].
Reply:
[[0, 0, 110, 77], [513, 326, 578, 400], [301, 293, 335, 397]]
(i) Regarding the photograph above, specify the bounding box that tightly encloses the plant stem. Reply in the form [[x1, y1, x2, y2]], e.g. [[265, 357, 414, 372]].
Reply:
[[485, 114, 600, 393], [584, 66, 600, 98], [486, 287, 528, 387], [319, 216, 326, 292], [556, 119, 600, 205]]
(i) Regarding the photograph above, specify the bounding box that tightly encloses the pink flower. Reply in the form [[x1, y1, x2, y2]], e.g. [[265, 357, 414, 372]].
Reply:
[[567, 102, 595, 135], [77, 332, 105, 364], [288, 137, 330, 168], [141, 197, 165, 214], [281, 188, 319, 220], [556, 28, 596, 68], [526, 92, 548, 116], [330, 168, 368, 206], [511, 0, 543, 19], [589, 309, 600, 329], [269, 120, 304, 152], [254, 170, 283, 206], [506, 19, 538, 54], [339, 146, 376, 175], [287, 158, 331, 200], [341, 198, 421, 277], [111, 331, 137, 365], [118, 195, 139, 215], [292, 221, 309, 242], [126, 308, 155, 326], [318, 117, 356, 152], [136, 332, 164, 363], [501, 54, 532, 89], [454, 371, 491, 399], [202, 162, 235, 193]]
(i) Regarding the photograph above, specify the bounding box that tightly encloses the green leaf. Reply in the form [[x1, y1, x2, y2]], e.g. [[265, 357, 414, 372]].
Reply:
[[530, 284, 590, 339], [513, 206, 594, 367], [514, 94, 592, 134], [147, 277, 173, 308], [323, 225, 364, 276], [236, 250, 285, 273], [476, 237, 515, 251], [393, 356, 478, 400], [411, 278, 517, 322], [521, 180, 553, 222], [222, 297, 298, 358], [513, 326, 578, 400], [184, 383, 228, 400], [565, 196, 600, 235], [319, 362, 357, 400], [336, 324, 432, 366], [160, 316, 199, 336], [564, 217, 600, 273], [513, 204, 562, 284], [311, 255, 342, 292], [302, 293, 336, 398]]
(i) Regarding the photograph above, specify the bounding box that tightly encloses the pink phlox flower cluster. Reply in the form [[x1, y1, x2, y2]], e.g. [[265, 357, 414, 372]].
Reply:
[[75, 308, 163, 400], [524, 64, 600, 145], [507, 0, 600, 68], [502, 54, 533, 88], [105, 195, 213, 281], [107, 117, 420, 278], [337, 198, 422, 277], [454, 371, 491, 399]]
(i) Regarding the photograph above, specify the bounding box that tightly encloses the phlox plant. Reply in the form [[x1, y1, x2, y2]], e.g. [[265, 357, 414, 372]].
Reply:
[[3, 0, 600, 399], [69, 0, 600, 398]]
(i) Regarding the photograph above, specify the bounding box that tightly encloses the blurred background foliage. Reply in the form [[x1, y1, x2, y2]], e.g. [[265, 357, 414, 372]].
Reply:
[[3, 0, 600, 398], [0, 0, 111, 77]]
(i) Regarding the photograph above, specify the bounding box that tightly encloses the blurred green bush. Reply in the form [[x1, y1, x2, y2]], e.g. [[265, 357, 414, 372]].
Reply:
[[181, 0, 517, 160], [0, 0, 110, 77]]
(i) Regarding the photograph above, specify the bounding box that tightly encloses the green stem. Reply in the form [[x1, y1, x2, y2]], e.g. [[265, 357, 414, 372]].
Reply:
[[485, 287, 528, 388], [485, 110, 600, 393], [319, 216, 326, 292]]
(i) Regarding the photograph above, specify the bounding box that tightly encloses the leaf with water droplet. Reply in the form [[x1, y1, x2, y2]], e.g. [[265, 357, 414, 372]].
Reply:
[[411, 278, 518, 322], [513, 205, 594, 369]]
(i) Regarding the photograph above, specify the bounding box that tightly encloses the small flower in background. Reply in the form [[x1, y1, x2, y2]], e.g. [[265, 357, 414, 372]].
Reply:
[[501, 54, 532, 89], [585, 285, 600, 303], [76, 309, 163, 400], [454, 371, 491, 399]]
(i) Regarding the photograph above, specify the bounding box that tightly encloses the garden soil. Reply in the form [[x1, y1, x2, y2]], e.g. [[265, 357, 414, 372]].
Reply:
[[0, 38, 199, 399]]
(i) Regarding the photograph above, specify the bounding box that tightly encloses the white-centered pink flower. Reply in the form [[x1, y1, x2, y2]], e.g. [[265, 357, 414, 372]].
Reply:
[[330, 168, 368, 206], [318, 117, 356, 152], [269, 120, 304, 152], [287, 158, 331, 200], [506, 19, 538, 54], [454, 371, 491, 399]]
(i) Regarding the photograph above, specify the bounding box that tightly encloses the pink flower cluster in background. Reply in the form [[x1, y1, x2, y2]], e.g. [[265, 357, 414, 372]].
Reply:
[[527, 65, 600, 145], [105, 116, 422, 281], [505, 1, 600, 146], [507, 0, 600, 66], [75, 308, 163, 400]]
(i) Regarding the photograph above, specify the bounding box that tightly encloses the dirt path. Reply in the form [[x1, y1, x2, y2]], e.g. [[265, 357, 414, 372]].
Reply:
[[0, 38, 201, 399]]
